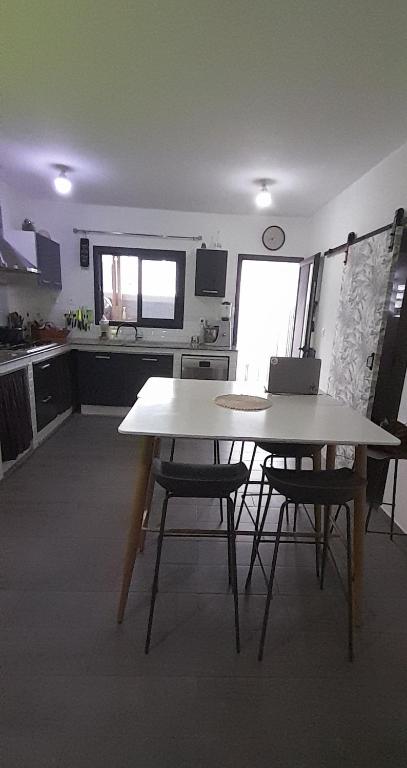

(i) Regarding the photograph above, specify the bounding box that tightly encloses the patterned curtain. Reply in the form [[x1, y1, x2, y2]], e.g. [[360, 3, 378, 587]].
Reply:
[[327, 228, 399, 466]]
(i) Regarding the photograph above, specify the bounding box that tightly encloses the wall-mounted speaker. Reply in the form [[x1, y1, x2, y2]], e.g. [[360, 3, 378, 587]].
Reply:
[[80, 238, 89, 268]]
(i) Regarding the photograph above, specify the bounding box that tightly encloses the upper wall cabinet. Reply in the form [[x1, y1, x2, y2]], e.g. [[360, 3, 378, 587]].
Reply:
[[195, 248, 228, 297], [7, 231, 62, 290]]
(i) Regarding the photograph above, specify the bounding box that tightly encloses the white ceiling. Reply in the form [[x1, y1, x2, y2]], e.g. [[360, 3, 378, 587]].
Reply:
[[2, 1, 407, 216]]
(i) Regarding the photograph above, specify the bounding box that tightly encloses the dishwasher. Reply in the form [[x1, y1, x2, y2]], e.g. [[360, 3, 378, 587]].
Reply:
[[181, 355, 229, 380]]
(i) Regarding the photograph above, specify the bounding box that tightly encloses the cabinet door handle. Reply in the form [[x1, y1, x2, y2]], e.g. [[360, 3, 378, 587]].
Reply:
[[142, 357, 158, 362], [95, 354, 111, 359], [42, 279, 51, 284], [366, 352, 375, 371], [41, 395, 52, 403], [202, 289, 218, 294], [40, 363, 51, 369]]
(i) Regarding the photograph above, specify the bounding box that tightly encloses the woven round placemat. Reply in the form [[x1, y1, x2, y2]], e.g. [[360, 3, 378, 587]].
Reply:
[[214, 394, 272, 411]]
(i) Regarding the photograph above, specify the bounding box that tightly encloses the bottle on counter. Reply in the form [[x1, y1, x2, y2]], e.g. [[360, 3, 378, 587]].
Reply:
[[99, 314, 110, 339], [199, 319, 206, 346]]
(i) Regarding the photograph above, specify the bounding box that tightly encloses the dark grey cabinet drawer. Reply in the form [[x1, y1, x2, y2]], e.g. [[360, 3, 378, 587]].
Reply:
[[33, 353, 74, 431], [195, 249, 228, 297], [134, 353, 174, 387], [33, 359, 58, 430], [76, 351, 173, 406]]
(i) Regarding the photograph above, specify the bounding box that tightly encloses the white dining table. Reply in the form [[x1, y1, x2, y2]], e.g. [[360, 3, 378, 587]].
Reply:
[[116, 377, 399, 624]]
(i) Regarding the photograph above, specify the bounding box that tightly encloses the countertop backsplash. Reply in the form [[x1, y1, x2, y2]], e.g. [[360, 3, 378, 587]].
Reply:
[[69, 320, 221, 346]]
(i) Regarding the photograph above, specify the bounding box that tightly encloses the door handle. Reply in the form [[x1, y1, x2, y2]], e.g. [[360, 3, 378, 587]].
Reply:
[[142, 357, 158, 362], [95, 354, 111, 359], [202, 289, 218, 294], [41, 395, 52, 403], [40, 363, 51, 369], [366, 352, 375, 371]]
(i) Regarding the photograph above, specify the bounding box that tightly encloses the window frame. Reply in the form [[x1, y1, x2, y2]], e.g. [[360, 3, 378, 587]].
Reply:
[[93, 246, 186, 329]]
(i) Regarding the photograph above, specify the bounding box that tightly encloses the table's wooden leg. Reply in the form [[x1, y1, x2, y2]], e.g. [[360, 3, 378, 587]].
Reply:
[[325, 444, 336, 471], [139, 438, 161, 553], [353, 444, 367, 625], [117, 435, 155, 623], [312, 449, 322, 576]]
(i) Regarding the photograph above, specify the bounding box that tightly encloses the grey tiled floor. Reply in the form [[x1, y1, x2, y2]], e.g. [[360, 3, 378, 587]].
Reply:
[[1, 415, 407, 767]]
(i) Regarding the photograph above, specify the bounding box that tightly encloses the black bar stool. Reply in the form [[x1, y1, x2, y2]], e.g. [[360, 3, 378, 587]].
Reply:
[[365, 420, 407, 539], [145, 459, 249, 654], [237, 441, 323, 529], [228, 440, 245, 464], [169, 438, 224, 522], [245, 466, 366, 662], [365, 449, 407, 539]]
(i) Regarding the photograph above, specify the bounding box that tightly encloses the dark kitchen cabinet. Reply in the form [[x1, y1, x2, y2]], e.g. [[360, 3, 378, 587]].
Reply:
[[33, 352, 74, 431], [195, 248, 228, 297], [76, 351, 173, 406], [0, 369, 33, 461], [54, 352, 74, 414], [5, 231, 62, 290], [36, 233, 62, 290], [33, 358, 58, 430], [134, 353, 174, 395]]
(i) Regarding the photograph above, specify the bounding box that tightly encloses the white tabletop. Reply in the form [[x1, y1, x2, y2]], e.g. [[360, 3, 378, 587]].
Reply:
[[119, 378, 400, 447]]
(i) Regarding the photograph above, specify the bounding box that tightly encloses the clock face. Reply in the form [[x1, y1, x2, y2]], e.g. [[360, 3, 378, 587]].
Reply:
[[262, 225, 286, 251]]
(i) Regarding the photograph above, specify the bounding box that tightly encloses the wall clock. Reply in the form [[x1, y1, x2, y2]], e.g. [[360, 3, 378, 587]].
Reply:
[[262, 225, 286, 251]]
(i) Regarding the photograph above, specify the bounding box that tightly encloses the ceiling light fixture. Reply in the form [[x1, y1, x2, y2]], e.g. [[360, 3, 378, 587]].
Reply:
[[255, 181, 272, 209], [54, 166, 72, 195]]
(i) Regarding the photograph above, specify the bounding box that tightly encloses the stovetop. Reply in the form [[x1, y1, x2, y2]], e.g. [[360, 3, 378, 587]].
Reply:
[[0, 341, 60, 364], [0, 340, 49, 351]]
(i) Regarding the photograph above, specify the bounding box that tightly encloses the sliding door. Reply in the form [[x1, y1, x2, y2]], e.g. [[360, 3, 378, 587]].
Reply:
[[291, 253, 321, 357], [327, 229, 399, 464]]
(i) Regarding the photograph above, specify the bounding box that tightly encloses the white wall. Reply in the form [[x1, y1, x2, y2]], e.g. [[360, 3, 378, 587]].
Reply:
[[3, 192, 308, 340], [309, 139, 407, 531]]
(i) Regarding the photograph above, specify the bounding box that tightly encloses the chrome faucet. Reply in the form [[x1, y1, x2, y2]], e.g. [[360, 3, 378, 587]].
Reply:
[[116, 323, 138, 341]]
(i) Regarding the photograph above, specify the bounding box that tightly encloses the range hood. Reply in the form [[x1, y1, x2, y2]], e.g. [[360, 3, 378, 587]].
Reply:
[[0, 236, 41, 274], [0, 205, 40, 275]]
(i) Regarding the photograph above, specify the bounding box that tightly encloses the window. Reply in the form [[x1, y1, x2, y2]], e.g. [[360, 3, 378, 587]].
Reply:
[[94, 247, 186, 328]]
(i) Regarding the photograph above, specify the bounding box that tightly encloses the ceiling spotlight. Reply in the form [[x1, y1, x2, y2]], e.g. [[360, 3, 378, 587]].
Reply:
[[54, 166, 72, 195], [255, 182, 272, 209]]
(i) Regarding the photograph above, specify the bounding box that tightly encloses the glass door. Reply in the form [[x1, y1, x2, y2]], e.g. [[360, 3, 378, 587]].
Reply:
[[234, 255, 301, 384], [291, 253, 321, 357]]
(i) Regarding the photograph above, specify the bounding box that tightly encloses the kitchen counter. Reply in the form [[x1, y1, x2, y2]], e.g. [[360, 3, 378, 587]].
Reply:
[[0, 337, 238, 378]]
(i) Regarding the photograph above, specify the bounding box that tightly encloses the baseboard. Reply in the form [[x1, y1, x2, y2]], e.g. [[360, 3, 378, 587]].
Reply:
[[81, 405, 130, 417]]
